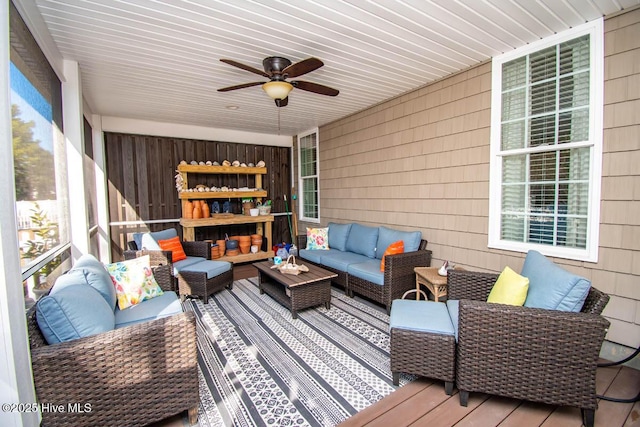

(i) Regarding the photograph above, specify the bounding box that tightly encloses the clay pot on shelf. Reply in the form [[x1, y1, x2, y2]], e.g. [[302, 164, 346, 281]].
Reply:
[[216, 239, 226, 254], [192, 203, 202, 219], [211, 245, 220, 259], [225, 239, 239, 250], [239, 243, 251, 254], [202, 202, 210, 218], [184, 201, 193, 219], [226, 248, 239, 257]]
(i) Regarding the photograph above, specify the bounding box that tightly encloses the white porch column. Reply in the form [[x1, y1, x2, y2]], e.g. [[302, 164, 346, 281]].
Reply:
[[63, 59, 90, 260], [92, 114, 111, 263]]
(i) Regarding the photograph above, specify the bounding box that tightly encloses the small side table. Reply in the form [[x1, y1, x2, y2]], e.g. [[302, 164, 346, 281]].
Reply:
[[403, 267, 450, 302]]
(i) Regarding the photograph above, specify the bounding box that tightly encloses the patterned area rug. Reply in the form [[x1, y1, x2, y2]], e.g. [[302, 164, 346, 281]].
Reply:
[[182, 278, 412, 427]]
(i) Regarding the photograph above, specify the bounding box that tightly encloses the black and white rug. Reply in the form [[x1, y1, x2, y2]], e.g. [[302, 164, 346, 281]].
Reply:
[[182, 278, 412, 427]]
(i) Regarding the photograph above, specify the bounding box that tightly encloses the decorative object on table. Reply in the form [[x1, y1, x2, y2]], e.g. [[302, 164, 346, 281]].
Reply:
[[222, 200, 231, 213], [438, 260, 455, 276], [270, 255, 309, 275], [211, 201, 220, 214], [251, 245, 259, 253], [249, 208, 259, 216]]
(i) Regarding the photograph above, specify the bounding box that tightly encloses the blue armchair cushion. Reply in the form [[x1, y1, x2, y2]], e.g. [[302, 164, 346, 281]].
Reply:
[[114, 291, 183, 328], [140, 228, 178, 250], [55, 254, 118, 310], [345, 224, 379, 258], [36, 284, 115, 344], [375, 226, 422, 259], [328, 222, 352, 251], [521, 250, 591, 312]]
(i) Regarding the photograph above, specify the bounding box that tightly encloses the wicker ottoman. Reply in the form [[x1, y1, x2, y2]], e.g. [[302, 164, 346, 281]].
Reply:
[[390, 299, 456, 395], [177, 260, 233, 303]]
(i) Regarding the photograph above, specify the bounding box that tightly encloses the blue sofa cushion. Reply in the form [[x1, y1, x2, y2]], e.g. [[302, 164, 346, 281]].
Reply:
[[320, 251, 370, 272], [389, 299, 455, 336], [114, 291, 183, 328], [172, 256, 207, 275], [446, 299, 459, 341], [57, 254, 118, 310], [179, 259, 232, 279], [347, 260, 384, 286], [375, 226, 422, 259], [299, 248, 343, 265], [328, 222, 352, 251], [345, 224, 379, 258], [521, 250, 591, 312], [36, 284, 115, 344], [140, 228, 178, 250]]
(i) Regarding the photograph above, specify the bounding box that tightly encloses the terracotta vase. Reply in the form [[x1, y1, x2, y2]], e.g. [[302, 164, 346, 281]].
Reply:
[[184, 201, 193, 219], [202, 201, 210, 217], [193, 204, 202, 219]]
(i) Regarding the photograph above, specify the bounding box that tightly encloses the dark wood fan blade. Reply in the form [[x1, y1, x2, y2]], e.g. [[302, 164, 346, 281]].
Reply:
[[217, 81, 263, 92], [275, 97, 288, 107], [220, 59, 269, 77], [291, 80, 339, 96], [282, 58, 324, 78]]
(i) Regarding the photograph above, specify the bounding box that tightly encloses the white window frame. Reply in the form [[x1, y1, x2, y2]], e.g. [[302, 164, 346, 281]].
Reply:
[[297, 128, 320, 223], [488, 19, 603, 263]]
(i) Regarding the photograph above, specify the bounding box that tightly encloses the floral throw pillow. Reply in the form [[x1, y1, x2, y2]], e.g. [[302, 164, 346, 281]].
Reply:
[[106, 255, 163, 310], [306, 227, 329, 250]]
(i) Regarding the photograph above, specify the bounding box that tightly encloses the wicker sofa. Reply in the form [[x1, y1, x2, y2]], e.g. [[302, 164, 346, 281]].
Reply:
[[448, 267, 610, 427], [27, 257, 199, 427], [298, 222, 432, 313]]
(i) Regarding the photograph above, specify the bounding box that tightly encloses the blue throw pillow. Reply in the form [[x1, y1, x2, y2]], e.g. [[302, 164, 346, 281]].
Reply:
[[328, 222, 352, 251], [375, 226, 422, 259], [521, 250, 591, 312], [36, 284, 115, 344], [345, 224, 379, 258]]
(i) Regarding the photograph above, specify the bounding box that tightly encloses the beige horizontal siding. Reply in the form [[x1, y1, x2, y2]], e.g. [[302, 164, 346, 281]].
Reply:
[[307, 8, 640, 348]]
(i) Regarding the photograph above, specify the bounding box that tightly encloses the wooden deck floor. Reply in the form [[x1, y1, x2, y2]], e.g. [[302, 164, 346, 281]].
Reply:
[[338, 363, 639, 427]]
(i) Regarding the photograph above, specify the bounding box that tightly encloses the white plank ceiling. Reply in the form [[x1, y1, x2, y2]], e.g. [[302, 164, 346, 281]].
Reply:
[[27, 0, 640, 136]]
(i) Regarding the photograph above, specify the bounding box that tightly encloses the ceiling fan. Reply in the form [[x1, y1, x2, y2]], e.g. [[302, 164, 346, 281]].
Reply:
[[217, 56, 339, 107]]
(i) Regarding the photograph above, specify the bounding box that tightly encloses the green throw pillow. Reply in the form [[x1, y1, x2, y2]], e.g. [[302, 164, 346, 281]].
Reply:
[[487, 266, 529, 306]]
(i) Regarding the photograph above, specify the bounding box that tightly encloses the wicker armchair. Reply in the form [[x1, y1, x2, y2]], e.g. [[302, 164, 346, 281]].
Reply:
[[27, 265, 199, 427], [125, 239, 233, 303], [448, 269, 610, 427]]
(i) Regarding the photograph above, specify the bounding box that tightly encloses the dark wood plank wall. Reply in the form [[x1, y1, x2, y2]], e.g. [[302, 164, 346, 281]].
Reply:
[[104, 132, 292, 261]]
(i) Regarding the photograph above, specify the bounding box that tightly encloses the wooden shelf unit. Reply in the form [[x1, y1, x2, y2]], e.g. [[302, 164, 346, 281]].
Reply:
[[177, 164, 274, 263]]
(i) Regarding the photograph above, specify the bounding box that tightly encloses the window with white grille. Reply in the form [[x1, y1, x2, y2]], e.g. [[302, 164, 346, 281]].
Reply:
[[297, 128, 320, 222], [488, 19, 603, 262]]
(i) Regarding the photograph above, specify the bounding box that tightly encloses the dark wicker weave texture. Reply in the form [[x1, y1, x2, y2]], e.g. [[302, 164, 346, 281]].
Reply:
[[297, 235, 432, 313], [447, 269, 610, 427], [178, 268, 234, 303], [390, 328, 455, 394], [27, 283, 199, 427]]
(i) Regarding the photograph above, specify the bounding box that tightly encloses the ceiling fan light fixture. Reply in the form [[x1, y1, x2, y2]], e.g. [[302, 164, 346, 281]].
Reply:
[[262, 81, 293, 100]]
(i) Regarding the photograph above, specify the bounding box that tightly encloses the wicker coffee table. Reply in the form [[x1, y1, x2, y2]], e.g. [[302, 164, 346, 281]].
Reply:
[[254, 260, 338, 319]]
